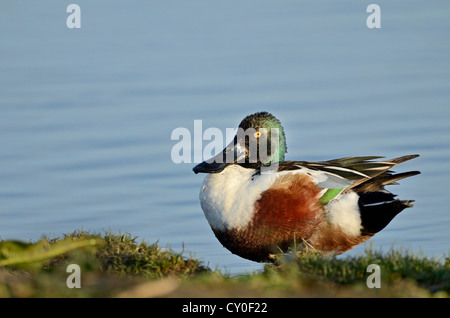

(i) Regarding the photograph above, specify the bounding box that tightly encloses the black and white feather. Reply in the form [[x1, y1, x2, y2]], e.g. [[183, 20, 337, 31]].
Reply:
[[279, 155, 421, 235]]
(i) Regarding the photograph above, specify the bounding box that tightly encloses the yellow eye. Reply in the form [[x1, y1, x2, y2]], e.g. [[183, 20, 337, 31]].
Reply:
[[254, 130, 262, 138]]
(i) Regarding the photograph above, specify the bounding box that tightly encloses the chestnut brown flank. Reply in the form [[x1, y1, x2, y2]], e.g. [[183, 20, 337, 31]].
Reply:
[[213, 174, 325, 261], [254, 173, 324, 238], [309, 225, 372, 254]]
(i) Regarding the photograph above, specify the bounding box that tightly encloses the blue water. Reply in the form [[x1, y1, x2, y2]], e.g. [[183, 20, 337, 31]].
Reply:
[[1, 1, 449, 274]]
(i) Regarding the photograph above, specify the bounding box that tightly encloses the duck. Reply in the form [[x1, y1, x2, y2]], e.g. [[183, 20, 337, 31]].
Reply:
[[193, 112, 420, 262]]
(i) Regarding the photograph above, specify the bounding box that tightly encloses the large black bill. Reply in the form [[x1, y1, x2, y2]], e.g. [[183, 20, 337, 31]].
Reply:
[[192, 159, 229, 174], [192, 138, 244, 174]]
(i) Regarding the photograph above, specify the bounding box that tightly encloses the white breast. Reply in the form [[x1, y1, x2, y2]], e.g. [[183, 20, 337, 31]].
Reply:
[[199, 165, 279, 231], [198, 164, 360, 235]]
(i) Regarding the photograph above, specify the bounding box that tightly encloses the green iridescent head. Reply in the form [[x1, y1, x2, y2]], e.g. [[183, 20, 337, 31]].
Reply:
[[237, 112, 287, 166], [193, 112, 287, 174]]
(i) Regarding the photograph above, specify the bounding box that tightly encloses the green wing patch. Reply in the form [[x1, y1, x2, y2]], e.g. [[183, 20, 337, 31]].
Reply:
[[319, 188, 344, 205]]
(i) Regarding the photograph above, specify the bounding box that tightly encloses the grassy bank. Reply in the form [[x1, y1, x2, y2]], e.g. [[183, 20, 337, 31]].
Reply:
[[0, 231, 448, 297]]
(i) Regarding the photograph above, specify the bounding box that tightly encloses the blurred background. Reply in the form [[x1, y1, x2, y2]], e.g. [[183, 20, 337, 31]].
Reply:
[[0, 1, 449, 274]]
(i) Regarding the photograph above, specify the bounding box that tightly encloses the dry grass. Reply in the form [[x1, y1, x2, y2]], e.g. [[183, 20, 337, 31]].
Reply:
[[0, 231, 448, 298]]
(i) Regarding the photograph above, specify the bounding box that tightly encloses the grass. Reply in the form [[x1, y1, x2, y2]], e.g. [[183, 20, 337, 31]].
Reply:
[[0, 231, 448, 297]]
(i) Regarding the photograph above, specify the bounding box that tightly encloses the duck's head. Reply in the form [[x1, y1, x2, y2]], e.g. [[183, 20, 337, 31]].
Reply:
[[193, 112, 287, 174]]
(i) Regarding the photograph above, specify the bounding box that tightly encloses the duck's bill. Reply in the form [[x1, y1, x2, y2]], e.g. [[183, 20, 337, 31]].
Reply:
[[193, 138, 245, 174], [192, 160, 229, 174]]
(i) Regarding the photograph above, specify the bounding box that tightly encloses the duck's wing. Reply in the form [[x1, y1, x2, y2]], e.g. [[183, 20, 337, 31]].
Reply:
[[279, 154, 420, 193]]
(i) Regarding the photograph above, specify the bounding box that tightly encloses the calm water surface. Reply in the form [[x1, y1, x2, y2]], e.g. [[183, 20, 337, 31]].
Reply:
[[1, 1, 449, 274]]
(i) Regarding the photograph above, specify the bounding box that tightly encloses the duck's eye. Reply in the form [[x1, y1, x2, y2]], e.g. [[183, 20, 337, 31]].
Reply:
[[254, 130, 262, 138]]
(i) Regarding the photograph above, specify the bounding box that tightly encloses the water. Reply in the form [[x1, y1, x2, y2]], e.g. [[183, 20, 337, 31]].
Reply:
[[1, 1, 449, 274]]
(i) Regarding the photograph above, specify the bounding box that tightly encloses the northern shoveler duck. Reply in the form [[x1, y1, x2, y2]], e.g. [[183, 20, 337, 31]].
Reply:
[[193, 112, 420, 262]]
